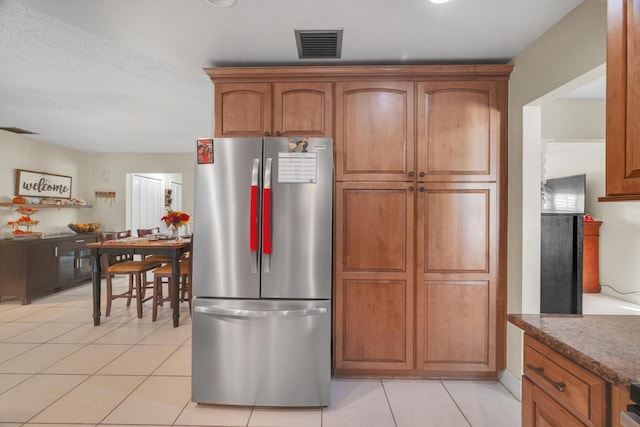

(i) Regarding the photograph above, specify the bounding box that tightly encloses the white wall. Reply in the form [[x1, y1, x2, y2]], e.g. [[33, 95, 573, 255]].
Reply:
[[0, 130, 92, 237], [542, 99, 606, 142], [0, 130, 194, 237], [506, 0, 607, 393]]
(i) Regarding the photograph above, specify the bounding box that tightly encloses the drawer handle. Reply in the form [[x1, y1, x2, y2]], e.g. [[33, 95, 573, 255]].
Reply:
[[527, 363, 566, 392]]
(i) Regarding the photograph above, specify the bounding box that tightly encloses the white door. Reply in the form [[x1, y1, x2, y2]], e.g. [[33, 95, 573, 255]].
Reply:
[[131, 174, 164, 235]]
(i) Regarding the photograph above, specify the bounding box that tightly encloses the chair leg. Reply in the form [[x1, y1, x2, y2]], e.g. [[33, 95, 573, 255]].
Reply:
[[152, 275, 160, 322], [126, 274, 134, 307], [106, 273, 113, 317], [135, 273, 143, 318], [186, 274, 192, 315]]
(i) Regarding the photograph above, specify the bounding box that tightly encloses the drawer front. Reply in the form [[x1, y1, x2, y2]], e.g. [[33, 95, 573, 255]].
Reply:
[[524, 335, 606, 426], [58, 236, 96, 251]]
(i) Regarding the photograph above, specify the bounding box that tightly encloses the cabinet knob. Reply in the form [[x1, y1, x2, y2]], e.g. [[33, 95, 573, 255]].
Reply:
[[408, 186, 414, 192], [408, 171, 415, 177], [275, 131, 282, 137], [419, 187, 426, 192], [264, 132, 270, 137], [419, 172, 426, 177]]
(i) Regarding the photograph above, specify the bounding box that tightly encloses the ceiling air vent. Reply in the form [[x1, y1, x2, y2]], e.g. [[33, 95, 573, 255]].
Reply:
[[0, 127, 37, 134], [295, 28, 343, 59]]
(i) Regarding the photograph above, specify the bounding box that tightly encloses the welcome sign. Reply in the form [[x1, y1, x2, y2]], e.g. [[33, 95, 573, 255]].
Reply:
[[16, 169, 72, 199]]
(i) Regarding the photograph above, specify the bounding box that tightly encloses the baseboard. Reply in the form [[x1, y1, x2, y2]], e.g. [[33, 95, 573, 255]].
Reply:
[[499, 369, 521, 401]]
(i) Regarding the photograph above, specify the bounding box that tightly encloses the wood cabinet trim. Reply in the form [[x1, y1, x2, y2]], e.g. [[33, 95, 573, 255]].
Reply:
[[205, 64, 513, 82]]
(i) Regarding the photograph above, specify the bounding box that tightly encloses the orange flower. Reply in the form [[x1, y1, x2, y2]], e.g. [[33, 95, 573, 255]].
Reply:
[[161, 210, 190, 227]]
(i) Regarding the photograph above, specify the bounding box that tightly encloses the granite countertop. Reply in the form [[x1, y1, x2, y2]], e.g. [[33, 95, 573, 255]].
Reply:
[[508, 314, 640, 388]]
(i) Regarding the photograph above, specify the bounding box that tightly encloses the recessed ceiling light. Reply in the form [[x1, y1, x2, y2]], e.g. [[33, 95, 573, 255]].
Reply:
[[430, 0, 451, 3], [205, 0, 237, 8]]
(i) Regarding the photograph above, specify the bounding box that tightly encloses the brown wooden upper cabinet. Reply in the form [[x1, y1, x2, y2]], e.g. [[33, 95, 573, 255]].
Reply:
[[604, 0, 640, 199], [214, 82, 332, 138], [417, 80, 500, 182], [335, 81, 415, 182]]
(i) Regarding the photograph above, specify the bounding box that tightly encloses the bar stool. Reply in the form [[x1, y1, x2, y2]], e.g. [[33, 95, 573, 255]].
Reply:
[[151, 260, 191, 322]]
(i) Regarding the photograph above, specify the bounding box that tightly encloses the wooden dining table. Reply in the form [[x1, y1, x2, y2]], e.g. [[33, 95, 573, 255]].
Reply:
[[87, 237, 191, 327]]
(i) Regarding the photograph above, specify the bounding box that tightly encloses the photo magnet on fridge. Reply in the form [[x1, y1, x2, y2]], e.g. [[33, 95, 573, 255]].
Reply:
[[197, 138, 214, 164]]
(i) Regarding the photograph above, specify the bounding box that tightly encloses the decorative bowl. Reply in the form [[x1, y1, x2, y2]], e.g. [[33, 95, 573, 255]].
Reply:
[[68, 223, 100, 234]]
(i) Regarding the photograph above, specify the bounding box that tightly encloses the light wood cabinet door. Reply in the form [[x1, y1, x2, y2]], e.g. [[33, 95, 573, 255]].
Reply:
[[416, 81, 500, 182], [605, 0, 640, 199], [415, 183, 499, 374], [273, 82, 332, 137], [522, 377, 586, 427], [214, 83, 272, 137], [334, 182, 415, 372], [335, 82, 415, 182]]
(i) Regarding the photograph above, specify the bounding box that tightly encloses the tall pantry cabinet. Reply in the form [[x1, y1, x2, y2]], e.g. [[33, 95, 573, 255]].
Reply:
[[333, 69, 511, 378], [205, 65, 512, 378]]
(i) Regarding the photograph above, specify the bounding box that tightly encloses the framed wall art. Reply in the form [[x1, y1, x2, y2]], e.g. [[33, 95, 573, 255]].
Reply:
[[16, 169, 73, 199]]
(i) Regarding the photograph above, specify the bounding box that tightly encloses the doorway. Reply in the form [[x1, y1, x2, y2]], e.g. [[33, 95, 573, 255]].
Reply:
[[127, 173, 183, 236], [521, 64, 625, 314]]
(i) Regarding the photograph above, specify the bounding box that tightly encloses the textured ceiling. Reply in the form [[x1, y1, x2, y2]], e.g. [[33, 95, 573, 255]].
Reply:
[[0, 0, 584, 153]]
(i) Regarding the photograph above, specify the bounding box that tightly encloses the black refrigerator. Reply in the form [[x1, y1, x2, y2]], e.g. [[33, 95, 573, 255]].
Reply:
[[540, 174, 586, 314]]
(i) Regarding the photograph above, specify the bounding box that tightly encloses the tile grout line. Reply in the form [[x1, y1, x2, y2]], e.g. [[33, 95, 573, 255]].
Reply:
[[380, 379, 399, 427], [440, 380, 472, 427]]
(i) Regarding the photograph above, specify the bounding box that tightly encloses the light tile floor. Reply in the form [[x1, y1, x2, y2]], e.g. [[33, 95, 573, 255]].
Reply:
[[2, 281, 633, 426]]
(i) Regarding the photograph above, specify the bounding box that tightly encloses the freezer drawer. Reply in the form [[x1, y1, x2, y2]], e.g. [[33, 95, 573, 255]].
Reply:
[[191, 298, 331, 407]]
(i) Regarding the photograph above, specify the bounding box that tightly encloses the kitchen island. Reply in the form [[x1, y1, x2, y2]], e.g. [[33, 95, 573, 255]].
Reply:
[[509, 314, 640, 426]]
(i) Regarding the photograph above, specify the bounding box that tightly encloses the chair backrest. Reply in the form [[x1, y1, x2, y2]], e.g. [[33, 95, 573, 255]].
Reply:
[[137, 227, 160, 238], [99, 230, 133, 268], [100, 230, 132, 241]]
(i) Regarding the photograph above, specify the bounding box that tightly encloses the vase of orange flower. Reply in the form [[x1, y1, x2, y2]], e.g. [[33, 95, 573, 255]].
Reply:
[[161, 209, 190, 238]]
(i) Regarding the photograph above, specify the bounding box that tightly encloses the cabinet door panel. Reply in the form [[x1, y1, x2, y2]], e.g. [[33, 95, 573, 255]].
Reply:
[[420, 281, 489, 365], [334, 182, 414, 372], [57, 248, 76, 284], [273, 82, 332, 137], [77, 247, 93, 278], [416, 183, 498, 373], [27, 242, 57, 291], [336, 82, 414, 181], [339, 185, 411, 271], [417, 81, 498, 182], [341, 280, 411, 364], [421, 185, 493, 273], [214, 83, 272, 136]]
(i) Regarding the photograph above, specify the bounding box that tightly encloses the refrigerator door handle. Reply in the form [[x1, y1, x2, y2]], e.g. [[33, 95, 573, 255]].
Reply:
[[250, 158, 260, 273], [262, 157, 273, 272], [194, 305, 327, 318]]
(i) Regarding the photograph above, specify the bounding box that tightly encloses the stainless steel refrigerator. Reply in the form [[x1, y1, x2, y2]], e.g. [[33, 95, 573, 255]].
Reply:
[[191, 137, 333, 407]]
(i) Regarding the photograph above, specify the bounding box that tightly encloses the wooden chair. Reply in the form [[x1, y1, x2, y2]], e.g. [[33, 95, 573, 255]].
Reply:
[[100, 230, 162, 318], [137, 227, 173, 264], [151, 259, 192, 322]]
